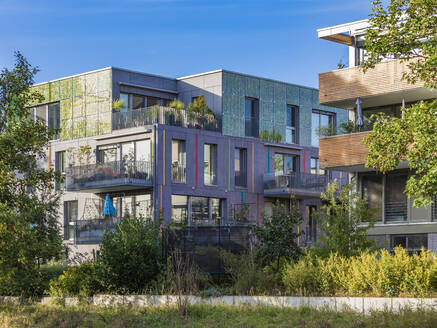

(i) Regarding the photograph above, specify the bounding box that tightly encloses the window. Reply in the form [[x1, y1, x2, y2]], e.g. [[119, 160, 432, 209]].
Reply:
[[361, 175, 383, 221], [135, 139, 151, 162], [286, 105, 298, 144], [48, 103, 60, 140], [172, 139, 186, 183], [245, 98, 259, 137], [355, 37, 367, 66], [391, 234, 427, 252], [172, 195, 188, 224], [306, 205, 317, 242], [119, 93, 129, 112], [147, 96, 160, 107], [64, 201, 78, 240], [191, 196, 222, 225], [99, 144, 119, 163], [55, 151, 66, 190], [274, 154, 297, 175], [31, 103, 60, 140], [311, 110, 335, 147], [310, 157, 326, 175], [113, 194, 151, 218], [132, 94, 145, 110], [121, 142, 135, 162], [235, 148, 247, 188], [385, 173, 408, 222], [204, 144, 217, 185]]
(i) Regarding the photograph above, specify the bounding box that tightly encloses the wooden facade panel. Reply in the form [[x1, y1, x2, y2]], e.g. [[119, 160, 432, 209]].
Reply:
[[319, 59, 423, 105], [319, 132, 370, 169]]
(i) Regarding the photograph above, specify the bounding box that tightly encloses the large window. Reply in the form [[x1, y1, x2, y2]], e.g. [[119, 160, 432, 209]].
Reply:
[[172, 139, 186, 183], [117, 93, 169, 112], [204, 144, 217, 185], [235, 148, 247, 188], [311, 110, 335, 147], [306, 205, 317, 242], [310, 157, 326, 175], [286, 105, 298, 144], [245, 98, 259, 137], [361, 175, 383, 221], [171, 195, 188, 224], [191, 196, 222, 225], [385, 173, 408, 222], [113, 194, 152, 218], [391, 234, 427, 252], [30, 103, 60, 140], [274, 154, 297, 175], [64, 201, 78, 241], [98, 139, 151, 163], [55, 151, 66, 190]]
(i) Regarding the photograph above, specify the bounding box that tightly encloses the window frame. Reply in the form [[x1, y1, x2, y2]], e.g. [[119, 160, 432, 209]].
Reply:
[[310, 157, 326, 176], [171, 139, 186, 184], [286, 105, 299, 144], [244, 97, 259, 138], [234, 147, 247, 188], [204, 143, 217, 186], [64, 200, 78, 241], [311, 109, 336, 147]]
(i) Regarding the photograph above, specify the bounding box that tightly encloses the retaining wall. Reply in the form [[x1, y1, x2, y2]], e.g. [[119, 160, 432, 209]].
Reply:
[[2, 295, 437, 313]]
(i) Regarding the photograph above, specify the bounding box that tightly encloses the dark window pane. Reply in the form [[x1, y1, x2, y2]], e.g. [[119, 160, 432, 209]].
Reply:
[[132, 95, 145, 110], [385, 174, 408, 222], [235, 148, 247, 187], [362, 175, 383, 221], [48, 103, 60, 139], [147, 96, 160, 107], [408, 234, 427, 250], [392, 235, 407, 248]]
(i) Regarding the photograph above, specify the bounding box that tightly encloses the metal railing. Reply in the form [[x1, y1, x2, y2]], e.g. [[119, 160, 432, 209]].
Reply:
[[263, 172, 348, 193], [75, 217, 120, 244], [172, 163, 186, 183], [385, 201, 408, 222], [66, 161, 153, 191], [112, 106, 221, 132]]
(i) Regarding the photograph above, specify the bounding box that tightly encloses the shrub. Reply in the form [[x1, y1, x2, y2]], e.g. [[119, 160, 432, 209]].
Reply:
[[282, 247, 437, 297], [48, 261, 101, 297], [221, 251, 283, 295], [98, 217, 162, 294]]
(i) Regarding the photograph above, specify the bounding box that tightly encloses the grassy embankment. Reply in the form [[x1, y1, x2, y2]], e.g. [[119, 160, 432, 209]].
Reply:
[[1, 303, 437, 328]]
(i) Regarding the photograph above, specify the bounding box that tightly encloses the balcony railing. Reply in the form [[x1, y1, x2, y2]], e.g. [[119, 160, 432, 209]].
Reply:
[[112, 106, 221, 132], [172, 163, 186, 183], [75, 217, 120, 244], [66, 161, 153, 192], [263, 172, 348, 197], [385, 201, 408, 222]]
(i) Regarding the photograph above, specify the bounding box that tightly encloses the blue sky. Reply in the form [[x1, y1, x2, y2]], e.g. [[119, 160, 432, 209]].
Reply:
[[0, 0, 374, 88]]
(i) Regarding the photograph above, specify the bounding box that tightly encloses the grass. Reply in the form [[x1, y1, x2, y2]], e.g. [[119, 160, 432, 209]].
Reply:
[[1, 302, 437, 328]]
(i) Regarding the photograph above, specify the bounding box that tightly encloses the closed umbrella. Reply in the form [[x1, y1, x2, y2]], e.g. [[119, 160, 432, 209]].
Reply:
[[355, 97, 363, 129], [103, 194, 116, 216]]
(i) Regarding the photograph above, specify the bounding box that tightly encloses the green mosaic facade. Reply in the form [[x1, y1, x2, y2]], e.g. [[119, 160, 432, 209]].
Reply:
[[221, 71, 348, 147], [31, 68, 112, 140]]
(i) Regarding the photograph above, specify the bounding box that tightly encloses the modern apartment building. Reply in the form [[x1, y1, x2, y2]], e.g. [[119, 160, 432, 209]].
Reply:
[[30, 67, 347, 257], [317, 19, 437, 252]]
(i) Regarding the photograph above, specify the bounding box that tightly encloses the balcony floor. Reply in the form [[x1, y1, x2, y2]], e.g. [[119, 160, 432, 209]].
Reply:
[[66, 178, 152, 193]]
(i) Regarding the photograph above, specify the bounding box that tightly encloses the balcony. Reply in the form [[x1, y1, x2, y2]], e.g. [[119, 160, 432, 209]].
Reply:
[[66, 161, 153, 193], [263, 172, 348, 198], [112, 106, 221, 132], [75, 217, 120, 244], [318, 59, 434, 109], [172, 163, 186, 183], [318, 132, 370, 171]]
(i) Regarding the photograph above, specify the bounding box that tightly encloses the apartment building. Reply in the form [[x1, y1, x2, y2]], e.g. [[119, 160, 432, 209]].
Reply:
[[30, 67, 347, 256], [317, 19, 437, 252]]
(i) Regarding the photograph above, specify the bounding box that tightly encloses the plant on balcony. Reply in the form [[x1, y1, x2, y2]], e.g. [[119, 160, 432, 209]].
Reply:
[[339, 120, 373, 134], [112, 98, 125, 112], [76, 145, 93, 166], [168, 99, 185, 124], [259, 129, 282, 143], [316, 123, 336, 137], [186, 96, 215, 128], [361, 0, 437, 207]]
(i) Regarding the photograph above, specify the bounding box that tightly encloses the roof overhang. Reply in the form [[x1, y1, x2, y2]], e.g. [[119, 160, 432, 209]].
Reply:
[[317, 19, 369, 45]]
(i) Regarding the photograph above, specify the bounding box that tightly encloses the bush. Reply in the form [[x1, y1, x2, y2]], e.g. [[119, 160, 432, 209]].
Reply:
[[221, 251, 283, 295], [282, 247, 437, 297], [48, 261, 101, 297], [98, 217, 162, 294]]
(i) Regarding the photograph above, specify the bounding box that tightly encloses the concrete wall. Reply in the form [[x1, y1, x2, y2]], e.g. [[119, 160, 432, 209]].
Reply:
[[177, 71, 223, 117]]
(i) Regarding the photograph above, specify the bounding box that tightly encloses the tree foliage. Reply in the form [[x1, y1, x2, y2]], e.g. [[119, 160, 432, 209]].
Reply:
[[98, 216, 162, 294], [186, 95, 215, 116], [0, 52, 63, 297], [313, 182, 378, 258], [362, 0, 437, 207], [363, 0, 437, 89], [254, 200, 302, 267]]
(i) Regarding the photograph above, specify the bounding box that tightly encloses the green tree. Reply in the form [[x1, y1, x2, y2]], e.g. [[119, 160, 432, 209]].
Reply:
[[0, 52, 63, 296], [98, 216, 162, 294], [254, 200, 302, 268], [362, 0, 437, 207], [313, 182, 377, 258]]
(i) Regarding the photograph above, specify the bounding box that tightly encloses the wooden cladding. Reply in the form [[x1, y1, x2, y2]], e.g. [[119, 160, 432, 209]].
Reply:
[[319, 59, 424, 105], [319, 132, 370, 169]]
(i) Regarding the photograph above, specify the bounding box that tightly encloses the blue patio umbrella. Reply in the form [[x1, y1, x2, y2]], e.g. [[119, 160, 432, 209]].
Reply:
[[103, 194, 116, 216]]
